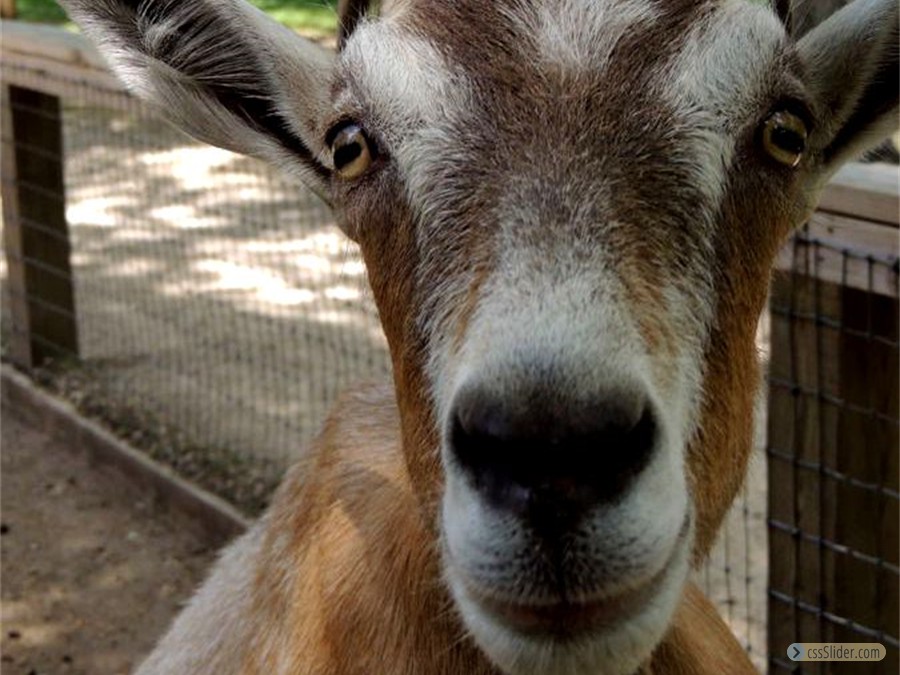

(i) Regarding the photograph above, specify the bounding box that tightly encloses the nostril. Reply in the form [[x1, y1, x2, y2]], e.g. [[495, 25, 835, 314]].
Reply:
[[451, 400, 532, 513], [591, 405, 657, 495], [450, 386, 658, 524]]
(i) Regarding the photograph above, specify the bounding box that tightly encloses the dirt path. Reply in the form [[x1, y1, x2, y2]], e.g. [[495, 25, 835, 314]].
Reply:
[[1, 413, 218, 675]]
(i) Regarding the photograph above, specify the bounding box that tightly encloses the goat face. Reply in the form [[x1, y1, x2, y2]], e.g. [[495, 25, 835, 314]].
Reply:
[[333, 3, 897, 672], [339, 4, 759, 673], [61, 0, 898, 673]]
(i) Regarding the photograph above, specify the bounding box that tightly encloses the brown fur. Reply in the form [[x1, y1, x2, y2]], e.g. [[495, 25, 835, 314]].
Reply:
[[647, 584, 757, 674], [689, 150, 813, 555]]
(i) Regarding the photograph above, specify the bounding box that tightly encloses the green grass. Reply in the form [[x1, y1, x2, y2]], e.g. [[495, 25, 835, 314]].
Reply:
[[14, 0, 340, 37]]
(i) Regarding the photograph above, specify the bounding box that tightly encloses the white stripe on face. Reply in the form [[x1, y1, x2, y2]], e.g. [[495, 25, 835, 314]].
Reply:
[[665, 1, 786, 121], [659, 1, 787, 208], [340, 16, 475, 232], [504, 0, 662, 72], [341, 18, 468, 143]]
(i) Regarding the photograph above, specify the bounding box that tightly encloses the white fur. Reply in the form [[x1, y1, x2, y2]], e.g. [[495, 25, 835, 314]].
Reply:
[[437, 259, 694, 674], [446, 530, 692, 675], [659, 2, 786, 212], [135, 523, 265, 674], [341, 19, 470, 147], [505, 0, 661, 71]]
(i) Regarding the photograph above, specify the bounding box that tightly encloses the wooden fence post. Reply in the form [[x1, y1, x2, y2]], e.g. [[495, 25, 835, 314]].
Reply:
[[830, 284, 898, 674], [1, 84, 79, 368]]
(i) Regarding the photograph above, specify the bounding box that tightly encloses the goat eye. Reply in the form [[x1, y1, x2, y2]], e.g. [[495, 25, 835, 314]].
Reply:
[[330, 124, 373, 179], [761, 111, 808, 167]]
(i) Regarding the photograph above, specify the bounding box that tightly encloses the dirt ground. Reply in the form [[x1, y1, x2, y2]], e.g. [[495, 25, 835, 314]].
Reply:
[[1, 413, 219, 675]]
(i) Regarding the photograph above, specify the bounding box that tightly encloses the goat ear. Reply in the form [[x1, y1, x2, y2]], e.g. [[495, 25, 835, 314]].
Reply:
[[798, 0, 899, 174], [59, 0, 335, 202]]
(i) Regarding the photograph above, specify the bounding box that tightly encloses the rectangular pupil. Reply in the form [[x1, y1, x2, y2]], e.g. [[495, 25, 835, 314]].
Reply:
[[335, 143, 362, 166]]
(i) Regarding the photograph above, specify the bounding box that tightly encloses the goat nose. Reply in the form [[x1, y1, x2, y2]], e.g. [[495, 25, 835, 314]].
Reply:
[[449, 385, 657, 531]]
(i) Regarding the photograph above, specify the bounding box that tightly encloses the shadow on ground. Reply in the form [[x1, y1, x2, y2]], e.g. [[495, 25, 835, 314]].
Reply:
[[1, 413, 217, 675]]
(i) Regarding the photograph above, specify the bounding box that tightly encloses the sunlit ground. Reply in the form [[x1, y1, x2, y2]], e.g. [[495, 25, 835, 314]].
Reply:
[[55, 103, 391, 472]]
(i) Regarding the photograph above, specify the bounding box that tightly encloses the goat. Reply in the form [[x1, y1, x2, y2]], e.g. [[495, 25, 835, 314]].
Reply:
[[59, 0, 899, 673]]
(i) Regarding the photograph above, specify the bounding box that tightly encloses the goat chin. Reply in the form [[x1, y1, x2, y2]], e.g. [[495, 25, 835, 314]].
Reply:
[[445, 521, 693, 675]]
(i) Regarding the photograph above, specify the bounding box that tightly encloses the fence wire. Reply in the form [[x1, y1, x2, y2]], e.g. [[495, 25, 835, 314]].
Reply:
[[767, 226, 899, 674], [2, 60, 392, 509]]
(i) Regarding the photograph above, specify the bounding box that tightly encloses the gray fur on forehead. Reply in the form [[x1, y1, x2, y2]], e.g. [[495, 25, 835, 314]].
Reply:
[[348, 0, 791, 49], [340, 0, 792, 128], [338, 0, 795, 266], [347, 0, 792, 79]]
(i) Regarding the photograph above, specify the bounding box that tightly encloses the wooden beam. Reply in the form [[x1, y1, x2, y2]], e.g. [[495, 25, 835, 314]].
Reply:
[[775, 213, 899, 297], [1, 84, 29, 366], [1, 20, 110, 71], [767, 273, 844, 670], [767, 272, 899, 672], [1, 21, 128, 102], [831, 286, 899, 674], [819, 163, 900, 228]]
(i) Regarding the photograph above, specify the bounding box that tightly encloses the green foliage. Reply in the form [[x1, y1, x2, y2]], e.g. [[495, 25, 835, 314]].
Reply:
[[16, 0, 70, 24], [247, 0, 340, 36], [15, 0, 340, 36]]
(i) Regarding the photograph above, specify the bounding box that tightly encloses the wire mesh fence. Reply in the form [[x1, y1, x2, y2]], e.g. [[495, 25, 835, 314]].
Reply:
[[2, 20, 897, 673], [767, 225, 899, 673], [1, 41, 391, 509], [55, 96, 391, 496]]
